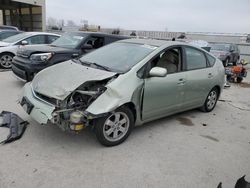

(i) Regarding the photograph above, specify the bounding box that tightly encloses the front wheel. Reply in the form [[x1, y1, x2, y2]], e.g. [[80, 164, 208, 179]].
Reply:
[[200, 88, 219, 112], [0, 53, 14, 69], [94, 106, 134, 146]]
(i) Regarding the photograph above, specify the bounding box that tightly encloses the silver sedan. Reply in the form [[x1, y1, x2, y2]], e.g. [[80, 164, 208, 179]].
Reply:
[[20, 39, 225, 146]]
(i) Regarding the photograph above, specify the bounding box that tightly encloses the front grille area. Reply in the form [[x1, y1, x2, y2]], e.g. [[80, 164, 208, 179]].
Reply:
[[34, 91, 58, 105], [16, 51, 29, 58], [12, 64, 27, 80]]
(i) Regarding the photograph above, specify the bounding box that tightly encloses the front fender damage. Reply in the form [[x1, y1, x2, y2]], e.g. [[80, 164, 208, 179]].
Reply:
[[22, 74, 144, 132], [85, 86, 123, 116], [85, 81, 145, 126]]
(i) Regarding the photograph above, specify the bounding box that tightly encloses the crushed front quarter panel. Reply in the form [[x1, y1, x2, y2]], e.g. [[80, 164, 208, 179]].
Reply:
[[20, 83, 55, 124], [31, 60, 116, 100], [85, 71, 144, 124]]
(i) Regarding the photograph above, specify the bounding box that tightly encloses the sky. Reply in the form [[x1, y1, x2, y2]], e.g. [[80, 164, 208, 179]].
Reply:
[[46, 0, 250, 33]]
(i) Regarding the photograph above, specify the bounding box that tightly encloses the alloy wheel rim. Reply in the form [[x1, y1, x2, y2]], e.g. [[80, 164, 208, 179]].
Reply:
[[0, 55, 13, 68], [103, 112, 130, 142], [207, 91, 217, 110]]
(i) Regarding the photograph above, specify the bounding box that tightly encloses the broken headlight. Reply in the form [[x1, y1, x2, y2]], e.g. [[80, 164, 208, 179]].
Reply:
[[30, 53, 53, 62]]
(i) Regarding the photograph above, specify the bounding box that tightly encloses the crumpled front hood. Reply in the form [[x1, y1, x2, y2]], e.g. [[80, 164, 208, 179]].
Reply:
[[0, 41, 11, 47], [32, 60, 116, 100]]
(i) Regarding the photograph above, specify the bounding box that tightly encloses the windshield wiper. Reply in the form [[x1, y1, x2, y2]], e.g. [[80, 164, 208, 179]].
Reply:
[[49, 44, 58, 47], [78, 60, 111, 71], [90, 62, 111, 71]]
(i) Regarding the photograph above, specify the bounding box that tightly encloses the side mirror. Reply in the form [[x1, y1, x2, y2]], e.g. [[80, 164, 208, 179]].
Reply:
[[21, 40, 28, 45], [81, 44, 93, 50], [149, 67, 167, 77]]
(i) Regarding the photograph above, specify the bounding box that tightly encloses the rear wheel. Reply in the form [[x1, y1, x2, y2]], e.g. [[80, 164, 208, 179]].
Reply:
[[0, 53, 14, 69], [200, 88, 219, 112], [94, 106, 134, 146], [236, 77, 243, 83]]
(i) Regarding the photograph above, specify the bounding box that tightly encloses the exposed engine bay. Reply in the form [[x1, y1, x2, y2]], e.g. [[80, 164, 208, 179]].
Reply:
[[50, 77, 116, 132]]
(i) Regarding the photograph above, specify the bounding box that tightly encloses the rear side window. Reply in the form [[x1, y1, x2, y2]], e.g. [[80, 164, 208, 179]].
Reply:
[[26, 35, 46, 44], [185, 47, 207, 70], [234, 45, 239, 52], [206, 53, 216, 66], [0, 32, 18, 40], [47, 35, 59, 43]]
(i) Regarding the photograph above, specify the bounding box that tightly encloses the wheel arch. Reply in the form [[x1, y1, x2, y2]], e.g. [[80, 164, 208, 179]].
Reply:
[[213, 85, 221, 98], [122, 102, 137, 122], [0, 51, 15, 57]]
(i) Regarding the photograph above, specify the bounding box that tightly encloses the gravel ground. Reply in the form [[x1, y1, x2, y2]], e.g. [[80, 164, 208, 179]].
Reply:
[[0, 68, 250, 188]]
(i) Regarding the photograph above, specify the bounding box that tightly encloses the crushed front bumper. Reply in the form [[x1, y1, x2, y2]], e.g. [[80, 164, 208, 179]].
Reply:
[[20, 83, 55, 125]]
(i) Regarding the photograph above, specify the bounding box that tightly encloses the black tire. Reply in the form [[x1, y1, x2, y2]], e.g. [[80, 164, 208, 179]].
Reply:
[[223, 58, 229, 67], [94, 106, 134, 146], [200, 88, 219, 112], [236, 77, 243, 83], [0, 53, 14, 69]]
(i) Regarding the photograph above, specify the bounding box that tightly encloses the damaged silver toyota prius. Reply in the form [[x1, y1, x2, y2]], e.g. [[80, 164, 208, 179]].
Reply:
[[20, 39, 225, 146]]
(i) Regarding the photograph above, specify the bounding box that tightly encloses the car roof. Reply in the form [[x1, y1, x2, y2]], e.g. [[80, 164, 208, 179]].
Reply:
[[0, 30, 22, 33], [22, 32, 60, 36], [119, 38, 184, 47], [0, 25, 19, 30], [64, 31, 129, 39]]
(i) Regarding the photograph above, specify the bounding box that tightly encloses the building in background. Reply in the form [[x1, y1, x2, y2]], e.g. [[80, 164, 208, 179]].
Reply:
[[0, 0, 45, 31]]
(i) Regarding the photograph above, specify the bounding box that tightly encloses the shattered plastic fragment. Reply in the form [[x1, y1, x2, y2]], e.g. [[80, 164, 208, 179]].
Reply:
[[217, 175, 250, 188], [0, 111, 29, 144]]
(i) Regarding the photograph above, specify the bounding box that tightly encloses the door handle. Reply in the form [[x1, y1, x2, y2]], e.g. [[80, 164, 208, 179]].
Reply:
[[208, 73, 213, 78], [178, 78, 186, 85], [72, 53, 79, 58]]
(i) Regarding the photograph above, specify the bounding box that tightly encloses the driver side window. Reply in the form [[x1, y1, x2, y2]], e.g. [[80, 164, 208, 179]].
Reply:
[[151, 47, 181, 74]]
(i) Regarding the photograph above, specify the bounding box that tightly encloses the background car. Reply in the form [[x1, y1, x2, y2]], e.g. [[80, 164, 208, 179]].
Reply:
[[12, 32, 129, 81], [0, 32, 60, 69], [210, 43, 240, 66], [0, 25, 19, 31], [0, 30, 23, 41], [20, 39, 225, 146]]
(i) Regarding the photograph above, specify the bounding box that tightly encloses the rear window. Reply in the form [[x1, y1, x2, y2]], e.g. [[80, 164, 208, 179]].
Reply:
[[206, 53, 216, 66], [210, 44, 230, 51], [185, 47, 207, 70]]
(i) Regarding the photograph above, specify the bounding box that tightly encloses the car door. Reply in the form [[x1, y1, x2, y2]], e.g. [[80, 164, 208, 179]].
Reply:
[[24, 35, 47, 45], [232, 45, 239, 62], [229, 45, 234, 62], [142, 47, 187, 121], [182, 46, 214, 109]]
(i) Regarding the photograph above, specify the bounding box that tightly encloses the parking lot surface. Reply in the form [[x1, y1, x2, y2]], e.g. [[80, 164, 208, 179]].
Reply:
[[0, 69, 250, 188]]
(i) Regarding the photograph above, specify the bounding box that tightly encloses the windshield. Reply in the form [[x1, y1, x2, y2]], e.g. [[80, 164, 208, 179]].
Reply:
[[51, 33, 85, 49], [210, 44, 230, 51], [80, 42, 156, 73], [2, 32, 30, 43]]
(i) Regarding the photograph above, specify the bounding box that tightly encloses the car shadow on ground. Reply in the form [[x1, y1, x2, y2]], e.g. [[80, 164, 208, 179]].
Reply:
[[26, 108, 203, 148], [0, 69, 11, 72], [135, 109, 199, 130]]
